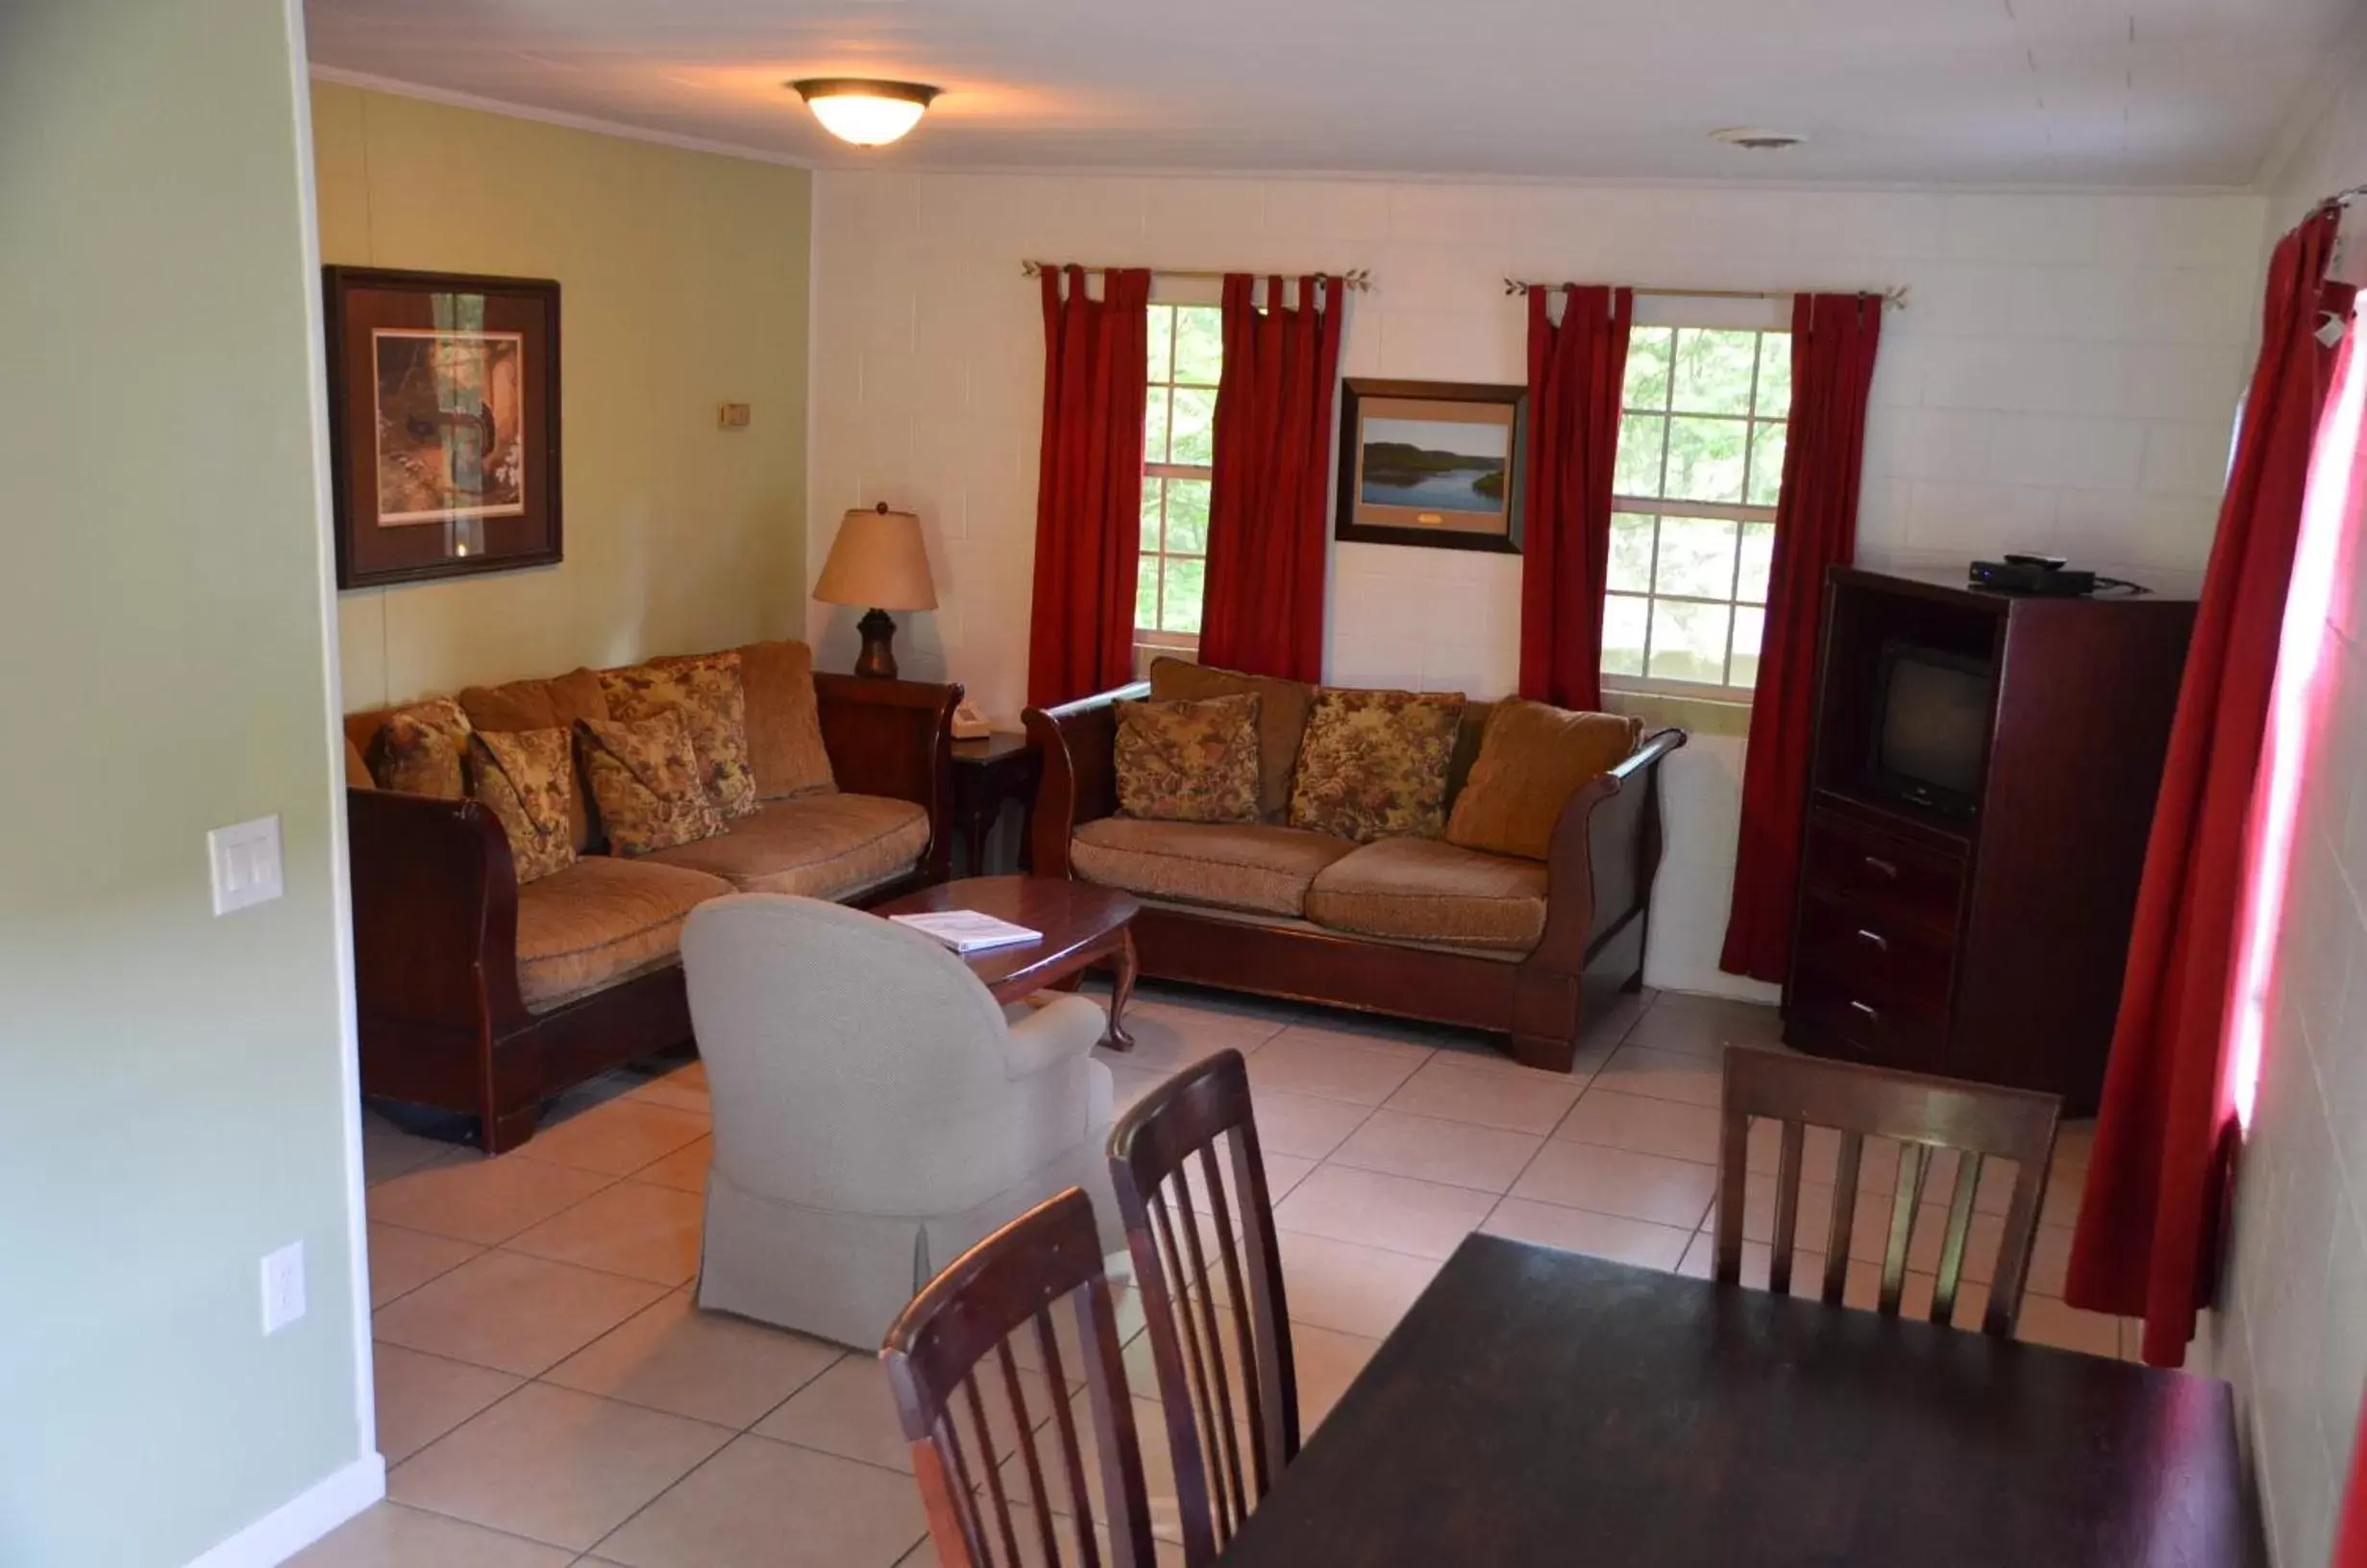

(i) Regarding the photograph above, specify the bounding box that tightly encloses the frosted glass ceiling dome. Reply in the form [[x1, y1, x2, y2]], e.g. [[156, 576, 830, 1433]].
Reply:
[[791, 79, 940, 147]]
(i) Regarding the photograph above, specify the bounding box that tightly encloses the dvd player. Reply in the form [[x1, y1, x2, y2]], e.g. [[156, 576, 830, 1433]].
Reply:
[[1969, 556, 2097, 596]]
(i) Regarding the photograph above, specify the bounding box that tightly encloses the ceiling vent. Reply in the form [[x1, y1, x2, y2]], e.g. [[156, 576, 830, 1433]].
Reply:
[[1709, 127, 1806, 151]]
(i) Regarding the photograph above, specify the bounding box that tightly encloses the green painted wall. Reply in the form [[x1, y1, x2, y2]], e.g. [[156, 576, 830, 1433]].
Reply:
[[0, 3, 368, 1564], [313, 84, 815, 711]]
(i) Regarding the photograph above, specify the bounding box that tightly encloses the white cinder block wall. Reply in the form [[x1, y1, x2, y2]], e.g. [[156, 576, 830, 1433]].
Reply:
[[2215, 70, 2367, 1568], [808, 173, 2263, 997]]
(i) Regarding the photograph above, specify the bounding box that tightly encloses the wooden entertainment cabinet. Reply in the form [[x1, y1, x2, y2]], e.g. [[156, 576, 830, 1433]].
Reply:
[[1783, 568, 2195, 1114]]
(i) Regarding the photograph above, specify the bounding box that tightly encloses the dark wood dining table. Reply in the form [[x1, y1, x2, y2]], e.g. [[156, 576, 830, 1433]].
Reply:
[[1216, 1234, 2258, 1568]]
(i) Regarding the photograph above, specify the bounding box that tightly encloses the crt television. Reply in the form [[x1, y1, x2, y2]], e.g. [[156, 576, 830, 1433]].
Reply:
[[1863, 641, 1994, 819]]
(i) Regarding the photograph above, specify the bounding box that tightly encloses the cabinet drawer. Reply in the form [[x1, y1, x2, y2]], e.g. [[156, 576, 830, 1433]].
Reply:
[[1794, 894, 1956, 1011], [1788, 962, 1951, 1070], [1801, 811, 1966, 936]]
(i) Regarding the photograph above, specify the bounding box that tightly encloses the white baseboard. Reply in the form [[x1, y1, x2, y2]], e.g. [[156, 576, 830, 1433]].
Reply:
[[184, 1453, 385, 1568]]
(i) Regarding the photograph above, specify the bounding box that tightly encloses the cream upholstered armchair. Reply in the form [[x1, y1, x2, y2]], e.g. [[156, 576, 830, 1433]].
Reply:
[[680, 893, 1123, 1348]]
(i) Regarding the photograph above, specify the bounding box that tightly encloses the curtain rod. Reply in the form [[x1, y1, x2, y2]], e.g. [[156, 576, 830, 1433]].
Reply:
[[1503, 280, 1911, 309], [1021, 260, 1374, 291]]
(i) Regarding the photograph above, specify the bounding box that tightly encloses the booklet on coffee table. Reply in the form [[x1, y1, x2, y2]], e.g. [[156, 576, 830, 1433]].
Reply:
[[888, 910, 1043, 955]]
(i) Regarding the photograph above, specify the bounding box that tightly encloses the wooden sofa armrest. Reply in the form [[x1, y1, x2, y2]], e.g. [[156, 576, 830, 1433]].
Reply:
[[1022, 681, 1151, 876], [347, 786, 530, 1037], [1530, 726, 1687, 972], [815, 673, 961, 878]]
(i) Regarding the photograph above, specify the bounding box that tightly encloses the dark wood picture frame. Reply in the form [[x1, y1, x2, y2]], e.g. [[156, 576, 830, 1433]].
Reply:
[[325, 266, 562, 589], [1334, 378, 1528, 554]]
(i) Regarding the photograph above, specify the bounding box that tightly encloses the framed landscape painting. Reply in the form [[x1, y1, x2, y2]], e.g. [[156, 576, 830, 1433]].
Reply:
[[1335, 379, 1527, 553], [325, 267, 561, 589]]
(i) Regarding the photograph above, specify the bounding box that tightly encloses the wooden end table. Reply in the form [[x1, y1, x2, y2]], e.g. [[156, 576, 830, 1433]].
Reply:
[[876, 874, 1139, 1049], [949, 733, 1043, 878]]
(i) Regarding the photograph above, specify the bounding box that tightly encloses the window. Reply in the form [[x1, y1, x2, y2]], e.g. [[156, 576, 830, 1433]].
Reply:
[[1605, 324, 1792, 696], [1140, 304, 1221, 649]]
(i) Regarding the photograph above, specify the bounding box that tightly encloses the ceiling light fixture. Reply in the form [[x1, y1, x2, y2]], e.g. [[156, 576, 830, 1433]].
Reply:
[[790, 78, 941, 147], [1710, 127, 1807, 151]]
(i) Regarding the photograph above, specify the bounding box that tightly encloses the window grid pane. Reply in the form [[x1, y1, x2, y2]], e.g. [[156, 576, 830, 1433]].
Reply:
[[1147, 306, 1175, 383], [1738, 342, 1763, 501], [1607, 323, 1790, 696], [1139, 303, 1218, 640], [1603, 593, 1649, 677], [1145, 387, 1171, 465]]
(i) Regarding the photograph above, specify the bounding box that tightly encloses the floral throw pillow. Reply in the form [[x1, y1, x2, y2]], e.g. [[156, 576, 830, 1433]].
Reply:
[[599, 653, 758, 821], [575, 711, 725, 856], [1114, 694, 1263, 823], [468, 728, 578, 883], [1287, 688, 1467, 844], [369, 697, 472, 799]]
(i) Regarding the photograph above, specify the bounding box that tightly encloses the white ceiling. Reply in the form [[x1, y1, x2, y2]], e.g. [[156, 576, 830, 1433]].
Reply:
[[304, 0, 2362, 187]]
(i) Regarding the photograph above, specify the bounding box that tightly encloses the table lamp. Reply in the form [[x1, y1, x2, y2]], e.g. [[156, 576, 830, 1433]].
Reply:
[[814, 502, 937, 678]]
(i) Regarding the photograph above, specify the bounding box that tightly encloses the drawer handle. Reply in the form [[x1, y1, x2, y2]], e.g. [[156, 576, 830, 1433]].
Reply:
[[1848, 1000, 1882, 1022], [1855, 928, 1888, 953], [1862, 855, 1899, 880]]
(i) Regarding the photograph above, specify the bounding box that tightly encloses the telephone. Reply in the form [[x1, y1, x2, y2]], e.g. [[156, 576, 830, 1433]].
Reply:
[[950, 698, 993, 740]]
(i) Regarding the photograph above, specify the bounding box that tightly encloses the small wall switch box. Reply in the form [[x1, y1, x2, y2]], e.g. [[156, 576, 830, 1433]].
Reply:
[[208, 817, 284, 916], [718, 403, 752, 429]]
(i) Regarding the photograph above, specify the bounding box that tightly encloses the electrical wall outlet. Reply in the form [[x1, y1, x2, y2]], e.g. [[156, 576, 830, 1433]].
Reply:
[[208, 816, 284, 916], [717, 402, 752, 429], [261, 1241, 307, 1335]]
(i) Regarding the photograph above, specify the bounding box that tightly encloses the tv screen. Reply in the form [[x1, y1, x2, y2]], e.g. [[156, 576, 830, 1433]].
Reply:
[[1873, 645, 1992, 810]]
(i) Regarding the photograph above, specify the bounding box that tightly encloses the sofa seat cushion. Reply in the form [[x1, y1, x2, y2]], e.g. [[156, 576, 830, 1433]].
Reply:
[[1305, 837, 1549, 952], [641, 794, 928, 900], [1070, 818, 1357, 918], [516, 857, 731, 1014]]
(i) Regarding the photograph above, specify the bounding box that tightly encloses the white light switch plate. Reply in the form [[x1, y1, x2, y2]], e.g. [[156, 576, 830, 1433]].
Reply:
[[261, 1241, 307, 1335], [209, 816, 284, 916]]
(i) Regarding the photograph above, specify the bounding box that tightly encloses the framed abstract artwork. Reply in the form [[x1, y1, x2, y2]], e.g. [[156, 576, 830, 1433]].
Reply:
[[1334, 378, 1527, 554], [324, 266, 562, 589]]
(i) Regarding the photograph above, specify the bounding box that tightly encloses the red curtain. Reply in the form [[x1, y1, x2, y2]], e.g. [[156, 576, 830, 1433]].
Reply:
[[2066, 210, 2350, 1364], [1518, 284, 1633, 708], [1719, 294, 1885, 982], [1027, 265, 1151, 708], [1199, 275, 1345, 681], [2341, 1388, 2367, 1568]]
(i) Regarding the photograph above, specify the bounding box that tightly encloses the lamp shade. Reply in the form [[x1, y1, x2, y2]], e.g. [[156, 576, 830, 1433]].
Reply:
[[815, 504, 938, 611]]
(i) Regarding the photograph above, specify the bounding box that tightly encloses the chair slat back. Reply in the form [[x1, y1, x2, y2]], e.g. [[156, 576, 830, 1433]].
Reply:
[[1712, 1045, 2061, 1336], [882, 1188, 1155, 1568], [1107, 1049, 1295, 1565]]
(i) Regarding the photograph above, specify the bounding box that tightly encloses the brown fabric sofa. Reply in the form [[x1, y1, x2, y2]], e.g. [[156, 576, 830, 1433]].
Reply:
[[344, 640, 957, 1151], [1024, 665, 1683, 1073]]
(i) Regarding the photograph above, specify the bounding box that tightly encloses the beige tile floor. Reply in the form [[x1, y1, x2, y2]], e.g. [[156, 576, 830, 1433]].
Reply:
[[304, 984, 2131, 1567]]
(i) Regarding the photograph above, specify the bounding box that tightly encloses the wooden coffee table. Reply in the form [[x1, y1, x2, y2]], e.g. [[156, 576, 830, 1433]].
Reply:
[[876, 875, 1141, 1049]]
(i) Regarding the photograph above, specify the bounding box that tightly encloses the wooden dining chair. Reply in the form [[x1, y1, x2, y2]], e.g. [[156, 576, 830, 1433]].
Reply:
[[1107, 1048, 1294, 1565], [880, 1187, 1157, 1568], [1713, 1044, 2062, 1336]]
